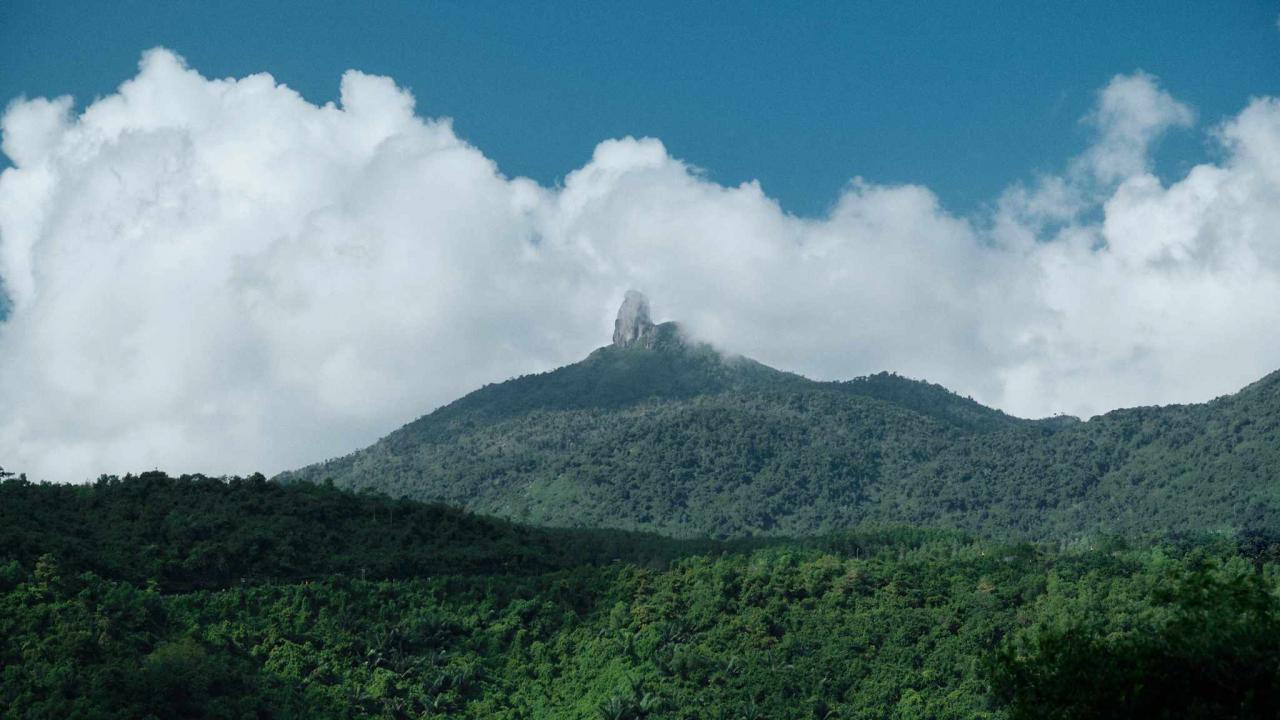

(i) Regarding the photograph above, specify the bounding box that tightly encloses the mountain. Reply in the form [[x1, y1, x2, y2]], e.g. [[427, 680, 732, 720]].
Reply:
[[279, 292, 1280, 540]]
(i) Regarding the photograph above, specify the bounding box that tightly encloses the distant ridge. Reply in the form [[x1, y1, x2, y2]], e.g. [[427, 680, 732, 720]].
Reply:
[[279, 293, 1280, 540]]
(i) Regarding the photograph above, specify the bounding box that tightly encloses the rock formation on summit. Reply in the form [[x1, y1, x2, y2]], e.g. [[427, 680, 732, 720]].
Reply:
[[612, 290, 657, 348]]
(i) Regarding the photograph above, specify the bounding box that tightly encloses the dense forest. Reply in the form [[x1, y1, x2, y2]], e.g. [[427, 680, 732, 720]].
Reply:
[[2, 475, 1279, 718], [0, 471, 727, 590], [281, 334, 1280, 540]]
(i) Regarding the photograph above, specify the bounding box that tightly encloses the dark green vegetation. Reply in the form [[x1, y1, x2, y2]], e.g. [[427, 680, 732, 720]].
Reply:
[[281, 333, 1280, 540], [0, 471, 723, 591], [3, 475, 1278, 719]]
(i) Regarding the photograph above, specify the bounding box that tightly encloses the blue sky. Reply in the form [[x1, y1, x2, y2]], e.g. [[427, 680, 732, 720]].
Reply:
[[4, 1, 1278, 216]]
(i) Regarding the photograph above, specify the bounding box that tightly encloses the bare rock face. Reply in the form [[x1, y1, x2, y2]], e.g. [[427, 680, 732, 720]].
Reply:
[[612, 290, 657, 348]]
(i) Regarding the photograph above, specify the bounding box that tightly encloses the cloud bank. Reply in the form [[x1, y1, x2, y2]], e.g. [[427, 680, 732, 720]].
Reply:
[[2, 49, 1279, 481]]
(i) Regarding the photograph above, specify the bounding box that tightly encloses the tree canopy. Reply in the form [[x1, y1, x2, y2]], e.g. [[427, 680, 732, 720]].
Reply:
[[2, 475, 1278, 718]]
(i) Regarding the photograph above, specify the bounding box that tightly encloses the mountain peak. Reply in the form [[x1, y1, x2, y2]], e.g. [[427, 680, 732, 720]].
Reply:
[[612, 290, 658, 348]]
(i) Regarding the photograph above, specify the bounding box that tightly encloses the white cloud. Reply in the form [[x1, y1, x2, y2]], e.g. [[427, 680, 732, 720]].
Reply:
[[1084, 71, 1195, 184], [1, 49, 1279, 481]]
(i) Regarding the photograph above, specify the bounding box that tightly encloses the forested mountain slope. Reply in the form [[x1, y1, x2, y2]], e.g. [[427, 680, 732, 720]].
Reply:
[[0, 471, 727, 590], [280, 294, 1280, 540]]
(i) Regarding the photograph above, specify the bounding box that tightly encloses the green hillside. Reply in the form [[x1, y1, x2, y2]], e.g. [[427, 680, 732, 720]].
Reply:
[[0, 471, 731, 591], [280, 311, 1280, 541], [3, 475, 1277, 719]]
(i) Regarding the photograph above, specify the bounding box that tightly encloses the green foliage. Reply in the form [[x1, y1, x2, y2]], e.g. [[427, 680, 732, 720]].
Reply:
[[992, 557, 1280, 718], [0, 472, 728, 590], [2, 477, 1278, 718], [0, 559, 321, 718], [281, 341, 1280, 541]]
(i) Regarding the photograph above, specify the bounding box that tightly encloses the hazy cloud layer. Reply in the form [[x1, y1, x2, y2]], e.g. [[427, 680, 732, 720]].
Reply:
[[2, 49, 1279, 480]]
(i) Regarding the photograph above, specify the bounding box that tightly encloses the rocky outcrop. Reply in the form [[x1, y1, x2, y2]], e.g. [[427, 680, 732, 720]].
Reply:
[[612, 290, 657, 348]]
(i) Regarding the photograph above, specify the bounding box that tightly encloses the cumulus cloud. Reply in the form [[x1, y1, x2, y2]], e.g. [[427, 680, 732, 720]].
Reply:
[[2, 49, 1279, 481]]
